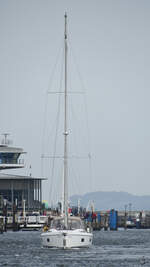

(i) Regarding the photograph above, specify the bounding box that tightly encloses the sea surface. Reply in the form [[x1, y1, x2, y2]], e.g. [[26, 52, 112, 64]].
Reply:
[[0, 229, 150, 266]]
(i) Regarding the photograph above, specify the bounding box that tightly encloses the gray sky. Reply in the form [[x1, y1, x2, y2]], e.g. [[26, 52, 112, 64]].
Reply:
[[0, 0, 150, 203]]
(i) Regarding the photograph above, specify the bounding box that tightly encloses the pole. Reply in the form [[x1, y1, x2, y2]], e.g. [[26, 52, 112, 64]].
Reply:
[[129, 203, 132, 220], [23, 199, 26, 222], [3, 199, 7, 232], [78, 199, 80, 216], [124, 204, 127, 230]]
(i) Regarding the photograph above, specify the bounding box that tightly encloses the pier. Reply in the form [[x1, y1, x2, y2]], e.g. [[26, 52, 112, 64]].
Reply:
[[87, 210, 150, 230], [0, 208, 150, 232]]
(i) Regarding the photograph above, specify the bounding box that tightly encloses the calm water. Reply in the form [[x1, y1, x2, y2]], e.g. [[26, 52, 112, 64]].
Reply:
[[0, 229, 150, 266]]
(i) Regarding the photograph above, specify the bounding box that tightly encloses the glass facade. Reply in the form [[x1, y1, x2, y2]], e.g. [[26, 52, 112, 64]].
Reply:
[[0, 153, 20, 164], [0, 179, 42, 210]]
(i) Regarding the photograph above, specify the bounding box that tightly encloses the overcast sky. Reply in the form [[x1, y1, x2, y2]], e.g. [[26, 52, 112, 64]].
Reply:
[[0, 0, 150, 204]]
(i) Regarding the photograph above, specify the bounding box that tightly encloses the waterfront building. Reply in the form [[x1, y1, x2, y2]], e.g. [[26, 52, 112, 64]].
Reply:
[[0, 173, 44, 210], [0, 134, 45, 211]]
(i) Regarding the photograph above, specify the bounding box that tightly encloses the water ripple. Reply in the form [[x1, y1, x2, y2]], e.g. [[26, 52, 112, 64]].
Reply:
[[0, 229, 150, 266]]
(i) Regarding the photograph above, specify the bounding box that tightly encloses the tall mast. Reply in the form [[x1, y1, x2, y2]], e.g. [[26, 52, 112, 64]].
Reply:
[[64, 12, 68, 228]]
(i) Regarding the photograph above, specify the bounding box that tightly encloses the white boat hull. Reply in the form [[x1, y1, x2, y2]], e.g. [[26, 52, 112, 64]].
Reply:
[[41, 229, 93, 248], [20, 224, 43, 231]]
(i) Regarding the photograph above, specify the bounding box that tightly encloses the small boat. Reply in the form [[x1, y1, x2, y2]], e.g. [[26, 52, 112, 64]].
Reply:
[[20, 214, 48, 231], [21, 224, 43, 231], [41, 13, 93, 249], [126, 219, 136, 228]]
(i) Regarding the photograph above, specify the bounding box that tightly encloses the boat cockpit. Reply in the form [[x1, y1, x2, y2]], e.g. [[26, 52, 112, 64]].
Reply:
[[51, 217, 85, 230]]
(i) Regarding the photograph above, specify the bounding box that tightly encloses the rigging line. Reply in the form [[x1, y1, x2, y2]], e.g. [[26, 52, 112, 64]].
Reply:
[[68, 97, 82, 196], [48, 46, 64, 206], [42, 156, 63, 159], [48, 93, 62, 206], [41, 93, 48, 178], [69, 77, 89, 161], [55, 162, 63, 206], [70, 96, 88, 155], [41, 38, 64, 177], [69, 160, 81, 198], [68, 39, 93, 192], [69, 109, 79, 165], [67, 61, 92, 195], [42, 155, 90, 159], [46, 43, 65, 149], [47, 38, 64, 93], [69, 85, 81, 152], [47, 91, 84, 94], [67, 39, 84, 92], [68, 39, 90, 146]]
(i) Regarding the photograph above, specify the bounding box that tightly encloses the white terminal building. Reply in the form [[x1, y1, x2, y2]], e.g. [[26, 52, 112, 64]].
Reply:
[[0, 134, 46, 211]]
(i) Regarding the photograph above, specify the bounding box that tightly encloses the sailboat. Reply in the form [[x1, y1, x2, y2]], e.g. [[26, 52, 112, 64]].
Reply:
[[41, 13, 93, 249]]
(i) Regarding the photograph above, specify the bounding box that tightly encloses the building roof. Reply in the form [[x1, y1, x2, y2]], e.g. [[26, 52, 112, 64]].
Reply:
[[0, 145, 26, 154], [0, 173, 46, 180]]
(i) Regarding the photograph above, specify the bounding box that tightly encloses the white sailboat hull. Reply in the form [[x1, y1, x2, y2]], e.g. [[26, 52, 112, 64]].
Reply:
[[41, 229, 93, 249]]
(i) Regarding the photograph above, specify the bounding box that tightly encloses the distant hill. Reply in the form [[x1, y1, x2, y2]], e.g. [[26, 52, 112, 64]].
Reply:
[[70, 191, 150, 211]]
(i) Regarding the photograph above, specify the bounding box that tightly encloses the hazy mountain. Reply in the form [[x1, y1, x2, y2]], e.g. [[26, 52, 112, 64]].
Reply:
[[70, 191, 150, 211]]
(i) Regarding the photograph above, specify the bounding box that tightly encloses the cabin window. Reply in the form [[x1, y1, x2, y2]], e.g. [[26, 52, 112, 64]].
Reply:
[[81, 238, 84, 242], [47, 238, 50, 242], [51, 218, 84, 230]]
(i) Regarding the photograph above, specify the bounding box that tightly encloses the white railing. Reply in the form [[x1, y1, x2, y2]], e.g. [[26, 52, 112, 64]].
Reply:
[[0, 215, 48, 225]]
